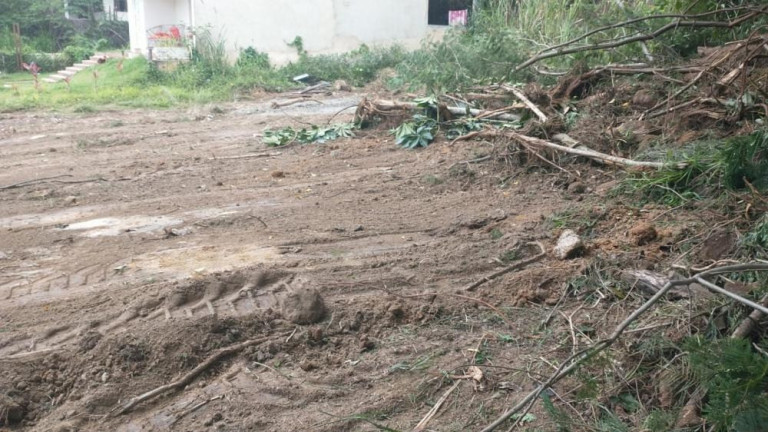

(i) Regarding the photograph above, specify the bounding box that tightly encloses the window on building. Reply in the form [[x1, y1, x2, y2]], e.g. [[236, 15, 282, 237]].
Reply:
[[428, 0, 473, 26], [114, 0, 127, 12]]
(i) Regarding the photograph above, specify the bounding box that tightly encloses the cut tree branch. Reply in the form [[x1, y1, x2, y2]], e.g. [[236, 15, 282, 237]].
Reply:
[[513, 6, 767, 73]]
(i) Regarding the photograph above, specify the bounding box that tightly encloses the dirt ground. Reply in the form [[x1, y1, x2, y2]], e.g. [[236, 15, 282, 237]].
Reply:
[[0, 92, 673, 432]]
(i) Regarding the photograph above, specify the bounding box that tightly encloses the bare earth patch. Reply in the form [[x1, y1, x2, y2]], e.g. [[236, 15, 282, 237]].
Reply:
[[0, 94, 680, 431]]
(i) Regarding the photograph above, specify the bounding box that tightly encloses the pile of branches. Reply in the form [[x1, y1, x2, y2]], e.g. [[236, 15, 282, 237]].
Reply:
[[356, 30, 768, 172]]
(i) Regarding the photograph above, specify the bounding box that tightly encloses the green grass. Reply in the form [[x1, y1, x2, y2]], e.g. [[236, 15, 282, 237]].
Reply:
[[1, 72, 34, 84], [0, 57, 218, 111]]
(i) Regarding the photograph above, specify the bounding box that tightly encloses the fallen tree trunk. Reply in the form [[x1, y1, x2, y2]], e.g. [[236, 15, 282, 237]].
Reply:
[[355, 98, 522, 123]]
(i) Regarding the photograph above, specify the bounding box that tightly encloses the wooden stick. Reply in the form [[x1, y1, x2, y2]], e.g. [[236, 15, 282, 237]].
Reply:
[[465, 242, 547, 292], [502, 85, 548, 122], [481, 130, 680, 169], [271, 98, 322, 109], [208, 152, 282, 161], [412, 381, 461, 432], [112, 333, 283, 416], [361, 100, 522, 122], [0, 175, 73, 190]]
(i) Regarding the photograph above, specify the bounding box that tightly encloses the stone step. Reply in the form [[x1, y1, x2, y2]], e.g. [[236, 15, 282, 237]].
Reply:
[[42, 78, 58, 83], [49, 74, 68, 81], [59, 70, 79, 77], [65, 66, 85, 72], [81, 59, 98, 65]]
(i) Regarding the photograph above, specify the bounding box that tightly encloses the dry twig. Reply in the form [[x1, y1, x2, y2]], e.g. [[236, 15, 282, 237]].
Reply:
[[412, 381, 461, 432], [465, 242, 547, 292], [112, 333, 284, 416], [480, 263, 768, 432]]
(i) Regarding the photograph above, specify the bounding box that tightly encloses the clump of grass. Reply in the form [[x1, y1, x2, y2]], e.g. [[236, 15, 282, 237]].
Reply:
[[618, 132, 768, 207]]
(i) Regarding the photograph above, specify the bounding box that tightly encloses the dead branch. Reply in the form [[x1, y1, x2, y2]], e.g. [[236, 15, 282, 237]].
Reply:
[[465, 242, 547, 292], [112, 333, 283, 416], [732, 293, 768, 339], [271, 97, 322, 109], [537, 6, 761, 59], [412, 381, 461, 432], [169, 394, 223, 426], [463, 130, 679, 169], [480, 263, 768, 432], [0, 175, 73, 190], [209, 152, 282, 161], [642, 40, 746, 118], [513, 6, 766, 73], [357, 99, 522, 123], [501, 85, 548, 122], [296, 81, 330, 94]]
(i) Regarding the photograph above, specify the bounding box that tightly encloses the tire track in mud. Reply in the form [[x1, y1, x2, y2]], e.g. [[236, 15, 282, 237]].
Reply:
[[0, 229, 438, 359]]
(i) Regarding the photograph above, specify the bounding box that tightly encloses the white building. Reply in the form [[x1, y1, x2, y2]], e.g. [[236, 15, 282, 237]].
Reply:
[[125, 0, 472, 63], [102, 0, 129, 21]]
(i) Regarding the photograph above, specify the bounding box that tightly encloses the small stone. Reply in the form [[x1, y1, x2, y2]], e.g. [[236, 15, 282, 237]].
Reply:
[[333, 80, 352, 92], [15, 381, 27, 391], [0, 251, 8, 260], [299, 359, 317, 371], [629, 222, 657, 246], [353, 225, 364, 232], [271, 171, 285, 179], [308, 327, 324, 342], [553, 229, 584, 260], [0, 396, 25, 425], [63, 196, 77, 205], [100, 372, 109, 383], [631, 90, 655, 107], [567, 182, 586, 194], [359, 335, 375, 352]]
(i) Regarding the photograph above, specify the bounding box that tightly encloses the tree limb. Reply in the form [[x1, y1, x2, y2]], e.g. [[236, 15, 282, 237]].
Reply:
[[513, 6, 767, 73]]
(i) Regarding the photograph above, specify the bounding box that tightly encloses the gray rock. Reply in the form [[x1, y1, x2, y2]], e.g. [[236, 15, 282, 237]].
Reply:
[[280, 287, 326, 325], [553, 230, 584, 260]]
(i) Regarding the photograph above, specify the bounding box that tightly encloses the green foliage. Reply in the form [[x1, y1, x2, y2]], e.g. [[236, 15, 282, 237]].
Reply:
[[687, 337, 768, 432], [619, 130, 768, 207], [721, 130, 768, 191], [392, 115, 437, 149], [282, 44, 406, 87], [541, 392, 572, 432], [236, 47, 270, 69], [62, 45, 94, 63], [395, 25, 529, 93], [262, 123, 355, 147], [741, 215, 768, 258]]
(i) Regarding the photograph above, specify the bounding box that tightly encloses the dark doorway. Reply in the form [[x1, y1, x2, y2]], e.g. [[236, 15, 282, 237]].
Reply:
[[114, 0, 127, 12], [428, 0, 473, 26]]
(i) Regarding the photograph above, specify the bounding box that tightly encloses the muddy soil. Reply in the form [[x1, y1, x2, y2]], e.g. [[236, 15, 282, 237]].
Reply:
[[0, 94, 651, 431]]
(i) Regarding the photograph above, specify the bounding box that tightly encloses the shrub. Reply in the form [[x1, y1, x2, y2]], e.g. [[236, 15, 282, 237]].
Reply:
[[236, 46, 270, 69], [62, 45, 94, 63], [281, 44, 406, 87]]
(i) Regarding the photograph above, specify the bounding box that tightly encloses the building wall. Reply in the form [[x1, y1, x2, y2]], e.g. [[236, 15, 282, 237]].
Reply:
[[131, 0, 447, 63], [191, 0, 444, 63]]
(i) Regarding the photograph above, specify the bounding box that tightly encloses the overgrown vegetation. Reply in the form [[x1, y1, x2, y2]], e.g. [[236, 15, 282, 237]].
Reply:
[[0, 0, 128, 73]]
